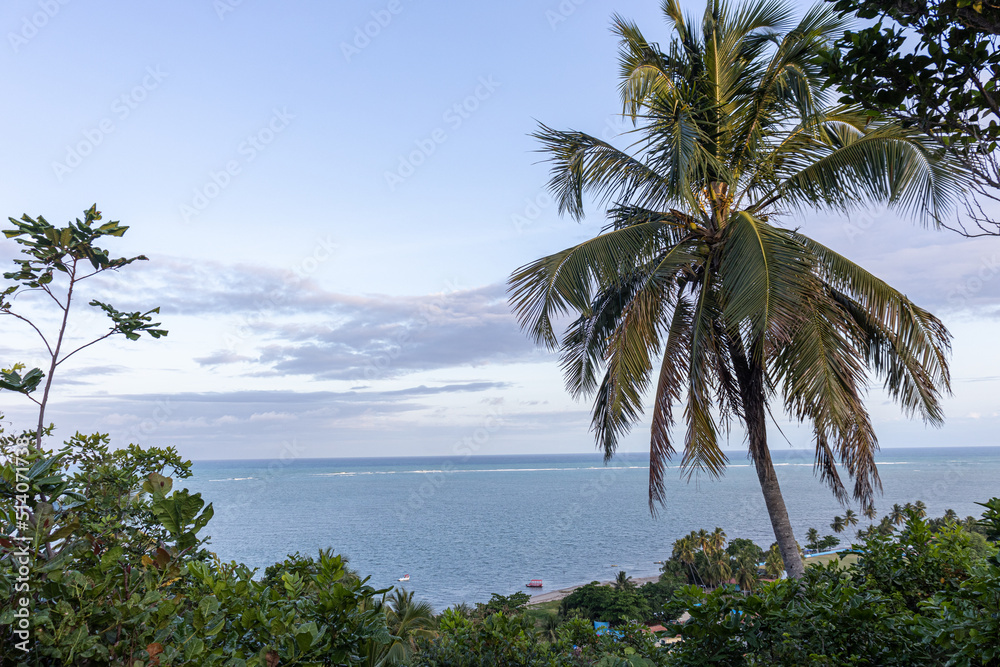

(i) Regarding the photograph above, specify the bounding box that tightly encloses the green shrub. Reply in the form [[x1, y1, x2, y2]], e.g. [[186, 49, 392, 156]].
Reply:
[[666, 508, 1000, 666], [0, 433, 393, 666], [560, 582, 651, 626]]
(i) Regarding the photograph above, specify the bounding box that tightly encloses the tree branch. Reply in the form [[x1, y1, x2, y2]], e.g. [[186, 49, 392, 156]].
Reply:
[[1, 311, 53, 356], [56, 330, 118, 366]]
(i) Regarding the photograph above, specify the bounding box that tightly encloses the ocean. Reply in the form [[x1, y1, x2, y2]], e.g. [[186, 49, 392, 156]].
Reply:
[[183, 447, 1000, 611]]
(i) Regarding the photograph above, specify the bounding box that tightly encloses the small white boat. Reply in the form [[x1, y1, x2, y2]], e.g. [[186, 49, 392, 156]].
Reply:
[[398, 574, 410, 582]]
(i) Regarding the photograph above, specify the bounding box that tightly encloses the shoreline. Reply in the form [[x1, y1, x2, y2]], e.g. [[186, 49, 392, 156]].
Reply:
[[527, 549, 858, 606], [528, 575, 662, 605]]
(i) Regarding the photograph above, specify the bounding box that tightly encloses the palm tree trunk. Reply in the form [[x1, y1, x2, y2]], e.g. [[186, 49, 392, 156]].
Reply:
[[748, 428, 805, 579], [729, 337, 806, 579]]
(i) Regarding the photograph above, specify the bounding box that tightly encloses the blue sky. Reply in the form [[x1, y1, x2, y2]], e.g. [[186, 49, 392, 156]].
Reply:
[[1, 0, 998, 462]]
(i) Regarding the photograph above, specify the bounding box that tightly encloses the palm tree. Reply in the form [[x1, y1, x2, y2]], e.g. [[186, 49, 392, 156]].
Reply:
[[361, 589, 436, 666], [943, 508, 958, 522], [509, 0, 960, 580], [613, 570, 635, 590], [830, 515, 846, 534], [889, 504, 906, 526], [542, 613, 560, 642], [764, 545, 785, 579], [863, 505, 878, 521], [387, 590, 436, 664], [695, 528, 712, 554], [843, 509, 859, 529], [706, 551, 733, 588], [913, 500, 928, 518], [673, 535, 702, 585], [733, 554, 760, 593], [708, 527, 727, 553], [805, 527, 820, 550]]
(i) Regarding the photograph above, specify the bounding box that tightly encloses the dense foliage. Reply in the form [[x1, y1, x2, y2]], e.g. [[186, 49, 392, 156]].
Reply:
[[0, 432, 394, 666], [824, 0, 999, 146], [666, 510, 1000, 666], [667, 530, 763, 591], [412, 614, 668, 667], [822, 0, 1000, 235]]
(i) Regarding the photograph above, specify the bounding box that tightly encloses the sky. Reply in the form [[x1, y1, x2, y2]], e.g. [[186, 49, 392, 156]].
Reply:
[[1, 0, 998, 463]]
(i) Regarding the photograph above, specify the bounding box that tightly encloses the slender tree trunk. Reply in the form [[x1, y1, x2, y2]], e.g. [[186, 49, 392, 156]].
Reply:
[[35, 260, 75, 447], [747, 424, 805, 579], [729, 337, 806, 579]]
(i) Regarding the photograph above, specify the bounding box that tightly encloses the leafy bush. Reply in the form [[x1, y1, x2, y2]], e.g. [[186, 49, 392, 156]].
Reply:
[[636, 579, 683, 624], [560, 582, 651, 626], [666, 507, 1000, 666], [413, 612, 668, 667], [0, 432, 394, 666], [476, 591, 533, 618]]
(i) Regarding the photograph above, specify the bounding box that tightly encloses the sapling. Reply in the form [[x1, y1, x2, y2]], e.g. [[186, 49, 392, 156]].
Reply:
[[1, 204, 167, 445]]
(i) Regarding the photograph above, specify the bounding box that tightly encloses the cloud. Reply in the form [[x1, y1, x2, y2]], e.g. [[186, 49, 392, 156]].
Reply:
[[177, 277, 550, 380]]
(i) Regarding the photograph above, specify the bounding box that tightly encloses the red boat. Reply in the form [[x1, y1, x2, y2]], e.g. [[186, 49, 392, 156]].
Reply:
[[526, 579, 543, 588]]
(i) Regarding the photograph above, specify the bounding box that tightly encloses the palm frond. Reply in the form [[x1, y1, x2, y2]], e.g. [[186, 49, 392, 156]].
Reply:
[[718, 212, 808, 351], [533, 125, 674, 220], [508, 221, 681, 347], [762, 123, 967, 223], [649, 296, 694, 510]]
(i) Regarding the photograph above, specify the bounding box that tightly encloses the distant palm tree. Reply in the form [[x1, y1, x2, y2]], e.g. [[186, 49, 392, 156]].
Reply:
[[733, 555, 760, 594], [805, 527, 820, 550], [843, 509, 859, 528], [831, 516, 846, 533], [542, 613, 560, 642], [708, 527, 727, 554], [764, 545, 784, 579], [613, 570, 635, 590], [361, 589, 436, 667], [695, 529, 711, 554], [889, 504, 906, 526], [943, 508, 958, 522], [913, 500, 928, 518], [863, 505, 878, 521], [510, 0, 960, 581], [706, 552, 733, 588], [672, 535, 700, 584]]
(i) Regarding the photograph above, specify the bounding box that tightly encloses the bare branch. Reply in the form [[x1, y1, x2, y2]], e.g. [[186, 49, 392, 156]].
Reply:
[[56, 330, 117, 366], [1, 311, 53, 356]]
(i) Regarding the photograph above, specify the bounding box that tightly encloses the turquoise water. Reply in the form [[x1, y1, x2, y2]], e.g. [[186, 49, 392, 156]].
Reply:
[[183, 447, 1000, 611]]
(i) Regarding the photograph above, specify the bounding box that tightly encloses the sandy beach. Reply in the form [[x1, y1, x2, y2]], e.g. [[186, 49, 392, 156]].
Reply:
[[528, 575, 662, 605]]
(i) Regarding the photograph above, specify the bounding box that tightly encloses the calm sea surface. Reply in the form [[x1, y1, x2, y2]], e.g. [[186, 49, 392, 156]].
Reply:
[[183, 447, 1000, 611]]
